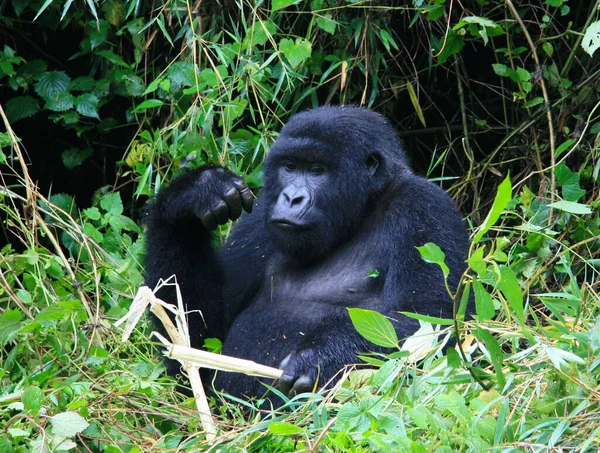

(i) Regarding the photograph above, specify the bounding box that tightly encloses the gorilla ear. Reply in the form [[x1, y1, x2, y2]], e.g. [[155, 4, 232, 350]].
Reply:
[[365, 154, 380, 176]]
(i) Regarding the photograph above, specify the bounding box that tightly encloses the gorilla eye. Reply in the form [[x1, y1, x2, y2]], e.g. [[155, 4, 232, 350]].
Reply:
[[283, 162, 297, 171], [310, 164, 325, 175]]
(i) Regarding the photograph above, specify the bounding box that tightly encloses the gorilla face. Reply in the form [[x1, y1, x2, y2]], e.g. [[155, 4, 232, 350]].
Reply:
[[264, 146, 375, 262]]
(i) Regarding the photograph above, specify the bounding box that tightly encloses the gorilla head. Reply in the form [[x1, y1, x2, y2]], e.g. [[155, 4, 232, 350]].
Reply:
[[264, 106, 410, 262]]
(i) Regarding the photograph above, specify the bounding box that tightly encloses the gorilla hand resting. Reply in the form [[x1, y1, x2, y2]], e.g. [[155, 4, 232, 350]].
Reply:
[[145, 106, 470, 400]]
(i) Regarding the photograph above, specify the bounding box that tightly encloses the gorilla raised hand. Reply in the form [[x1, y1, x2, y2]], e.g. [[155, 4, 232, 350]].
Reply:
[[145, 106, 469, 399]]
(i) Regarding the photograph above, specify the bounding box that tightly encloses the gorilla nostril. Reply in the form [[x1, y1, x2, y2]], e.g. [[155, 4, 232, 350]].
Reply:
[[290, 196, 304, 207]]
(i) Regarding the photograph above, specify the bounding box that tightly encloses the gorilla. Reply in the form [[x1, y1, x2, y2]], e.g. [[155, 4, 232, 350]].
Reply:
[[144, 106, 469, 400]]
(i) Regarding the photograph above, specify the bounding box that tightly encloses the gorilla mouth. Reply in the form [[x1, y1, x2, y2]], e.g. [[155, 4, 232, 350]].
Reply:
[[269, 218, 310, 231]]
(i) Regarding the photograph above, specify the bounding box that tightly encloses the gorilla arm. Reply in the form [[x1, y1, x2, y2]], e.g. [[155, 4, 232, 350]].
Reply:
[[144, 166, 253, 341]]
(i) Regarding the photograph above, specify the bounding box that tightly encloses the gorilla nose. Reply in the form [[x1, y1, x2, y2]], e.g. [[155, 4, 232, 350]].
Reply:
[[281, 186, 310, 210]]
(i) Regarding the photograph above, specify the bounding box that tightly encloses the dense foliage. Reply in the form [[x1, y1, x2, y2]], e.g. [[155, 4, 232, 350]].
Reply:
[[1, 0, 600, 451]]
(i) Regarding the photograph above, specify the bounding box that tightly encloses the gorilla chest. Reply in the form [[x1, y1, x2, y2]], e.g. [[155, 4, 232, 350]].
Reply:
[[261, 255, 386, 309]]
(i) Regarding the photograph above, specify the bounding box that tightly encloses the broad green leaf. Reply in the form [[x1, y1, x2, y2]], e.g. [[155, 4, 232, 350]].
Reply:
[[498, 266, 524, 323], [279, 38, 312, 68], [348, 308, 398, 348], [61, 148, 92, 170], [492, 63, 509, 77], [315, 14, 336, 35], [268, 421, 304, 435], [36, 300, 87, 322], [0, 309, 23, 344], [74, 94, 100, 119], [473, 175, 512, 243], [555, 162, 585, 201], [548, 200, 593, 215], [120, 74, 145, 96], [582, 20, 600, 57], [416, 242, 449, 278], [245, 20, 277, 47], [473, 280, 495, 320], [70, 76, 95, 92], [6, 96, 40, 122], [44, 92, 74, 112], [167, 62, 195, 87], [22, 386, 44, 415], [100, 192, 123, 215], [435, 31, 464, 64], [35, 71, 70, 98], [50, 412, 89, 437], [272, 0, 302, 12]]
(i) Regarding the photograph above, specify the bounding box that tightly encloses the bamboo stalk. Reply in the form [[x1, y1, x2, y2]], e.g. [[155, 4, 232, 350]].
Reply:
[[168, 344, 283, 380]]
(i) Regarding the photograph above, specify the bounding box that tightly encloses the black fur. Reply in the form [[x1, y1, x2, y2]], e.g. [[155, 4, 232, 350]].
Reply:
[[144, 106, 469, 400]]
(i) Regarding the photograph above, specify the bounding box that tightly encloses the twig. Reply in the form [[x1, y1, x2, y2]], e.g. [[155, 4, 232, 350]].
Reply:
[[505, 0, 556, 210]]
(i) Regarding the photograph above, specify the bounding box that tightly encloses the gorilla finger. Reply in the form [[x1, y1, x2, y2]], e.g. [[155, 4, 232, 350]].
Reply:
[[290, 375, 314, 396], [223, 187, 243, 221], [196, 209, 218, 231], [279, 372, 294, 396], [212, 201, 230, 225], [239, 186, 254, 213], [232, 179, 254, 213]]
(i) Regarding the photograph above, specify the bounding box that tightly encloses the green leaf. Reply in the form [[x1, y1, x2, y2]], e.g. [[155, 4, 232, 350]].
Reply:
[[399, 311, 454, 325], [434, 30, 464, 64], [132, 99, 164, 113], [473, 280, 495, 320], [167, 62, 195, 87], [70, 76, 95, 92], [272, 0, 302, 11], [37, 300, 87, 323], [348, 308, 399, 348], [416, 242, 449, 278], [22, 386, 44, 416], [74, 94, 100, 119], [61, 148, 92, 170], [545, 346, 585, 370], [44, 92, 74, 112], [548, 200, 593, 215], [83, 207, 101, 221], [279, 38, 312, 68], [498, 266, 524, 323], [121, 74, 145, 96], [582, 20, 600, 57], [50, 412, 89, 437], [523, 97, 544, 108], [473, 175, 512, 243], [6, 96, 40, 122], [203, 337, 222, 353], [0, 309, 23, 344], [475, 328, 505, 388], [555, 162, 585, 201], [268, 421, 304, 435], [35, 71, 70, 98], [99, 192, 123, 216], [315, 13, 336, 35], [453, 15, 500, 30]]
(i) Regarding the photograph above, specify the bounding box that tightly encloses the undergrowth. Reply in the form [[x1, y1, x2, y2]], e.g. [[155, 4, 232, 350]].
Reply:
[[1, 0, 600, 451]]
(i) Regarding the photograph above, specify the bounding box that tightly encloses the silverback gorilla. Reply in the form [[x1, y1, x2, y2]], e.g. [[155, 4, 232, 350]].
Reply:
[[145, 106, 469, 400]]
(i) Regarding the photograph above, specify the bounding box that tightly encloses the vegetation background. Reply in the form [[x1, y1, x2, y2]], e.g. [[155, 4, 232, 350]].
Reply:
[[1, 0, 600, 451]]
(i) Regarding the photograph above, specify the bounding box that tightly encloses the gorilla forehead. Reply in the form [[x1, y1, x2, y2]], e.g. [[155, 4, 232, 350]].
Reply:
[[270, 105, 408, 167]]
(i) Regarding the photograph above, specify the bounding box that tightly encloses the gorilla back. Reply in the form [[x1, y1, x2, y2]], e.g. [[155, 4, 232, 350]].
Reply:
[[145, 106, 470, 400]]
